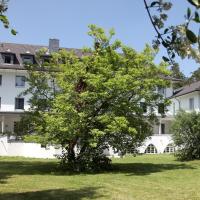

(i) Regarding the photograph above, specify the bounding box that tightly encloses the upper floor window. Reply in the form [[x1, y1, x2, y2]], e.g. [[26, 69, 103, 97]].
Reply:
[[3, 53, 13, 64], [173, 102, 176, 116], [0, 75, 2, 86], [189, 98, 194, 110], [15, 76, 26, 87], [157, 87, 165, 96], [15, 98, 24, 110], [158, 103, 165, 114], [161, 123, 165, 134], [140, 102, 147, 113], [1, 53, 19, 64], [21, 55, 34, 64], [42, 55, 51, 65]]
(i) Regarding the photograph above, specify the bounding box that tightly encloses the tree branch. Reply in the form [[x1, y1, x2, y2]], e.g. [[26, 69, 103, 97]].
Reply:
[[143, 0, 175, 65]]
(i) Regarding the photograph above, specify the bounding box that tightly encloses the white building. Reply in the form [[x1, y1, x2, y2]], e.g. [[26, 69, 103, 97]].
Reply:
[[140, 80, 200, 154], [0, 40, 64, 158], [0, 40, 197, 157]]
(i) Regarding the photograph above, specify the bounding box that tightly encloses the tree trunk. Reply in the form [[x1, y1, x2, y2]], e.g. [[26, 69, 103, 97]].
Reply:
[[67, 138, 78, 163]]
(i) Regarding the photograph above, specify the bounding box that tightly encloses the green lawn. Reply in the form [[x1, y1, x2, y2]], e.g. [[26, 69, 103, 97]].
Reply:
[[0, 155, 200, 200]]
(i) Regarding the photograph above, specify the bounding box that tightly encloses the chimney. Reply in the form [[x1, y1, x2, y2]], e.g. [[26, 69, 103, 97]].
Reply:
[[49, 38, 59, 53]]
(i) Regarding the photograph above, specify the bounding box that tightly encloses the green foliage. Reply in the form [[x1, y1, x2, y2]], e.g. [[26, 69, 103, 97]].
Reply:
[[0, 0, 17, 35], [145, 0, 200, 65], [187, 67, 200, 82], [23, 25, 170, 171], [187, 0, 200, 8], [171, 111, 200, 160], [170, 64, 186, 88], [23, 134, 45, 143], [186, 29, 198, 43]]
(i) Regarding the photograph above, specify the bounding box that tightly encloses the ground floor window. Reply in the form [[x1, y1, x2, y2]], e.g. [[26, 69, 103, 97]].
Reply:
[[15, 98, 24, 109], [164, 143, 175, 153], [145, 144, 157, 154], [161, 123, 165, 134]]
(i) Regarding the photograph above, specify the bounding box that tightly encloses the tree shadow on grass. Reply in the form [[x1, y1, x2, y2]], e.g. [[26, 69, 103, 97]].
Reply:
[[111, 162, 195, 176], [0, 187, 103, 200], [0, 159, 195, 184], [0, 160, 59, 184]]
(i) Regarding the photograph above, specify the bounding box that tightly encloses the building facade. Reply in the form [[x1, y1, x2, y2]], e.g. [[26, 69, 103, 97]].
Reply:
[[0, 40, 198, 157], [140, 80, 200, 154]]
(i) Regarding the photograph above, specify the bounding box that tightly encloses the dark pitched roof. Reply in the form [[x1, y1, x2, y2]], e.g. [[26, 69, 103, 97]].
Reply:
[[171, 81, 200, 98], [0, 42, 86, 70], [162, 76, 182, 82]]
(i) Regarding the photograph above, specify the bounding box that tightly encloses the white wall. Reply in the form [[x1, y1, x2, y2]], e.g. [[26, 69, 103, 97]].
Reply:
[[165, 87, 173, 98], [0, 136, 62, 158], [0, 69, 30, 112], [138, 135, 173, 153], [167, 91, 200, 116], [0, 136, 121, 158]]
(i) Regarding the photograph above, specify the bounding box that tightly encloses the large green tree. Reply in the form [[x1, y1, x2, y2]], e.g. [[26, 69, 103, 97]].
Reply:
[[22, 25, 170, 171]]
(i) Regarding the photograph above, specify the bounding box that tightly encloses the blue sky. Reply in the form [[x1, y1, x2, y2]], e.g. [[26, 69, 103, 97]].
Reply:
[[1, 0, 199, 76]]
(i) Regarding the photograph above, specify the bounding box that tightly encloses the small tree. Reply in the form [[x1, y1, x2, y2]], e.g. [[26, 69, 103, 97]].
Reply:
[[23, 25, 170, 171], [171, 111, 200, 160]]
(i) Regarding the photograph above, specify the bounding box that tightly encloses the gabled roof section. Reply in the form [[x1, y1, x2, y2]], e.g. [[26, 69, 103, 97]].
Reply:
[[0, 43, 45, 66], [171, 81, 200, 98], [0, 42, 86, 70]]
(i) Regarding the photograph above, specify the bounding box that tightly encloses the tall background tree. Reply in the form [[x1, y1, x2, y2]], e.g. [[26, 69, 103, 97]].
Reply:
[[21, 25, 170, 171], [187, 67, 200, 82]]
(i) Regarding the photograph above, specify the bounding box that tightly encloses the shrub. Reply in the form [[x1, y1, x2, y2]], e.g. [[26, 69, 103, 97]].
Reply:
[[171, 111, 200, 160]]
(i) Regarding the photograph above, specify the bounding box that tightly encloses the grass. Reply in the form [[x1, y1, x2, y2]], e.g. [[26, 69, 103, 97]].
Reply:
[[0, 155, 200, 200]]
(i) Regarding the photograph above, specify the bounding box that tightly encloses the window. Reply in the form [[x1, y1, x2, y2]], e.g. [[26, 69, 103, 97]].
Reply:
[[15, 76, 26, 87], [15, 98, 24, 109], [158, 87, 165, 95], [4, 54, 12, 63], [173, 102, 175, 116], [161, 123, 165, 134], [21, 55, 34, 64], [0, 75, 2, 85], [14, 121, 20, 134], [2, 53, 19, 64], [145, 144, 157, 154], [42, 56, 50, 64], [158, 103, 165, 114], [164, 144, 175, 153], [189, 98, 194, 110], [140, 102, 147, 113]]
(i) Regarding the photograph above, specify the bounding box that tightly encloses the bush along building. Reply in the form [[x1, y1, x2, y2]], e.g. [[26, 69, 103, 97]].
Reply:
[[0, 39, 194, 158]]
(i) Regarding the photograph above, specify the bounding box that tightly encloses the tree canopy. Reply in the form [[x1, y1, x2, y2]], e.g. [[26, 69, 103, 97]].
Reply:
[[171, 111, 200, 160], [21, 25, 170, 171]]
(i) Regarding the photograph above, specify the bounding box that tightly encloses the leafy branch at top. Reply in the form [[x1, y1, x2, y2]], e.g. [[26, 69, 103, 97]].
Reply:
[[0, 0, 17, 35], [144, 0, 200, 65]]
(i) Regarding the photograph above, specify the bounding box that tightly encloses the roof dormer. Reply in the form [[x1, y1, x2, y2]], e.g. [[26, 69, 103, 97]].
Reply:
[[21, 54, 35, 65], [1, 53, 19, 64]]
